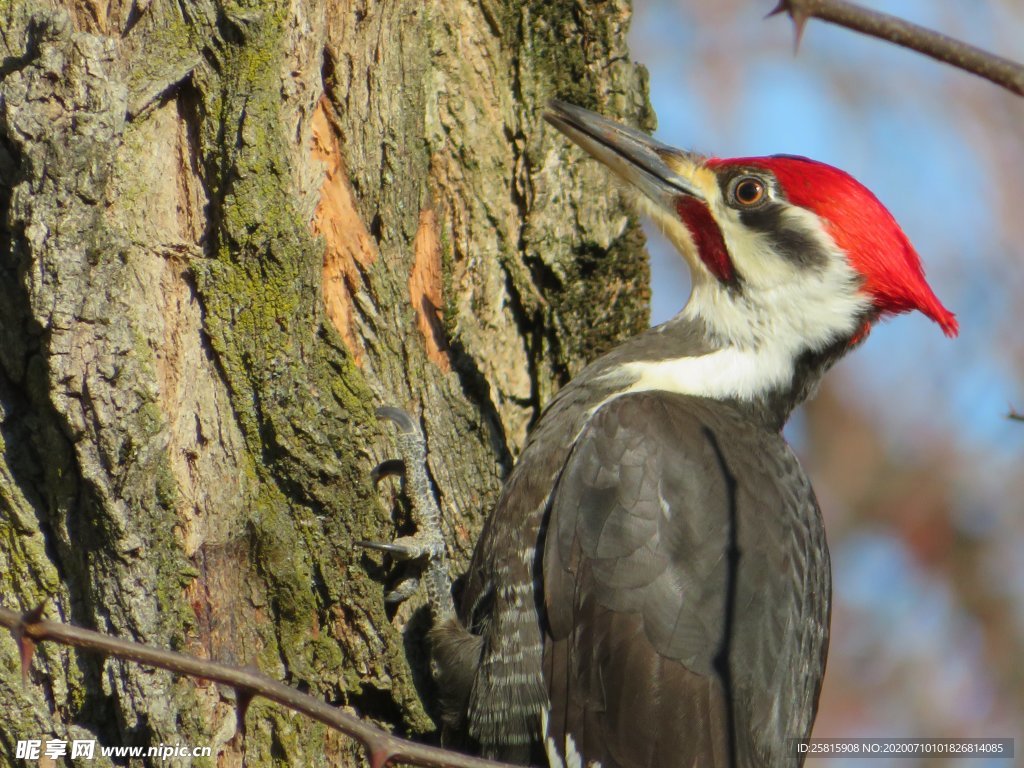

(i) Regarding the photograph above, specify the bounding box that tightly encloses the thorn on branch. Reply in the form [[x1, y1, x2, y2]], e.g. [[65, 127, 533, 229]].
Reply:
[[12, 604, 46, 686], [370, 747, 396, 768], [765, 0, 809, 52], [17, 634, 35, 687], [25, 604, 46, 624], [791, 13, 809, 53]]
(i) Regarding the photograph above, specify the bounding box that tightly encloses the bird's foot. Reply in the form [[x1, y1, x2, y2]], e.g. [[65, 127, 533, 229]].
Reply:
[[365, 406, 455, 622], [359, 533, 445, 561]]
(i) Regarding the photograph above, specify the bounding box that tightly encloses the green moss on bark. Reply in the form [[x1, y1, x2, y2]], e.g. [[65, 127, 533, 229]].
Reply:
[[184, 0, 432, 743]]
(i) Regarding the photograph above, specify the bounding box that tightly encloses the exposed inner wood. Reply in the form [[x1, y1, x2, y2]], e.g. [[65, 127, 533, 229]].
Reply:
[[410, 208, 452, 372], [311, 95, 377, 365]]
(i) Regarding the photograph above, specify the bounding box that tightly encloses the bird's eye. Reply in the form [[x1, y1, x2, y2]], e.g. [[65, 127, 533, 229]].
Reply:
[[732, 177, 766, 207]]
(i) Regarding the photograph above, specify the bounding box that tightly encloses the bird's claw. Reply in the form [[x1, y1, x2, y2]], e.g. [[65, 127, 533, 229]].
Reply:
[[384, 577, 421, 605], [376, 406, 416, 433], [357, 534, 445, 562], [371, 405, 456, 621]]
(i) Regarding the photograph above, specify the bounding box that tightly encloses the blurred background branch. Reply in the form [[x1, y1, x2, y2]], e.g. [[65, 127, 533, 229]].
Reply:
[[771, 0, 1024, 96]]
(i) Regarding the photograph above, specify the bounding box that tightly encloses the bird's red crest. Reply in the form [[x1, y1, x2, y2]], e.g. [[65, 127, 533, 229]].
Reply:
[[715, 156, 958, 337]]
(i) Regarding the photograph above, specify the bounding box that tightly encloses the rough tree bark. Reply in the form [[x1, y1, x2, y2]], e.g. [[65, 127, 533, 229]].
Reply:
[[0, 1, 651, 765]]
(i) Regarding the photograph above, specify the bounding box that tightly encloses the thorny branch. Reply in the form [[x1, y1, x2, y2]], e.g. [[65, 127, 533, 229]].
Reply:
[[769, 0, 1024, 97], [0, 604, 514, 768]]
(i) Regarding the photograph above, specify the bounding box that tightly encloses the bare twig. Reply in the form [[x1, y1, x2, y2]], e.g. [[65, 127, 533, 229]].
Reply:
[[768, 0, 1024, 97], [1009, 407, 1024, 422], [0, 604, 515, 768]]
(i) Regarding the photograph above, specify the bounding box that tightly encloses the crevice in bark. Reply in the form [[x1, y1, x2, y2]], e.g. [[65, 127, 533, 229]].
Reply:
[[399, 604, 443, 731], [122, 0, 145, 37], [175, 80, 211, 227], [446, 333, 514, 476], [348, 680, 423, 741], [0, 132, 87, 630], [0, 15, 46, 81], [0, 287, 117, 748]]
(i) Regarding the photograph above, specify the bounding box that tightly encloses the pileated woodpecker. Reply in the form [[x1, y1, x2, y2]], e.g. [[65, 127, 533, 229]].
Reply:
[[372, 101, 956, 768]]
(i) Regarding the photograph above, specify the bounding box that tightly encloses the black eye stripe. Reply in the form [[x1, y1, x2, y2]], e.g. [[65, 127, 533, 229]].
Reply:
[[715, 169, 826, 269], [738, 203, 828, 270]]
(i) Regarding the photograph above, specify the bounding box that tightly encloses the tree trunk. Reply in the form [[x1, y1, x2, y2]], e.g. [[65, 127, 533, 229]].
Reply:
[[0, 0, 651, 764]]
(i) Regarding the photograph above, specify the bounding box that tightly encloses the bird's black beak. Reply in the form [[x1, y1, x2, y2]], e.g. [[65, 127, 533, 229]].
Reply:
[[543, 100, 706, 208]]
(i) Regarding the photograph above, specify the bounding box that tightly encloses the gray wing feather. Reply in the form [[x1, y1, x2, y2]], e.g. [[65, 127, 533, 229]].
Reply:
[[542, 392, 829, 768]]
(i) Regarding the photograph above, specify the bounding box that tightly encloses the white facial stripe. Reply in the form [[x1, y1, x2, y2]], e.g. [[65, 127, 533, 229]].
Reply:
[[616, 344, 792, 400]]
